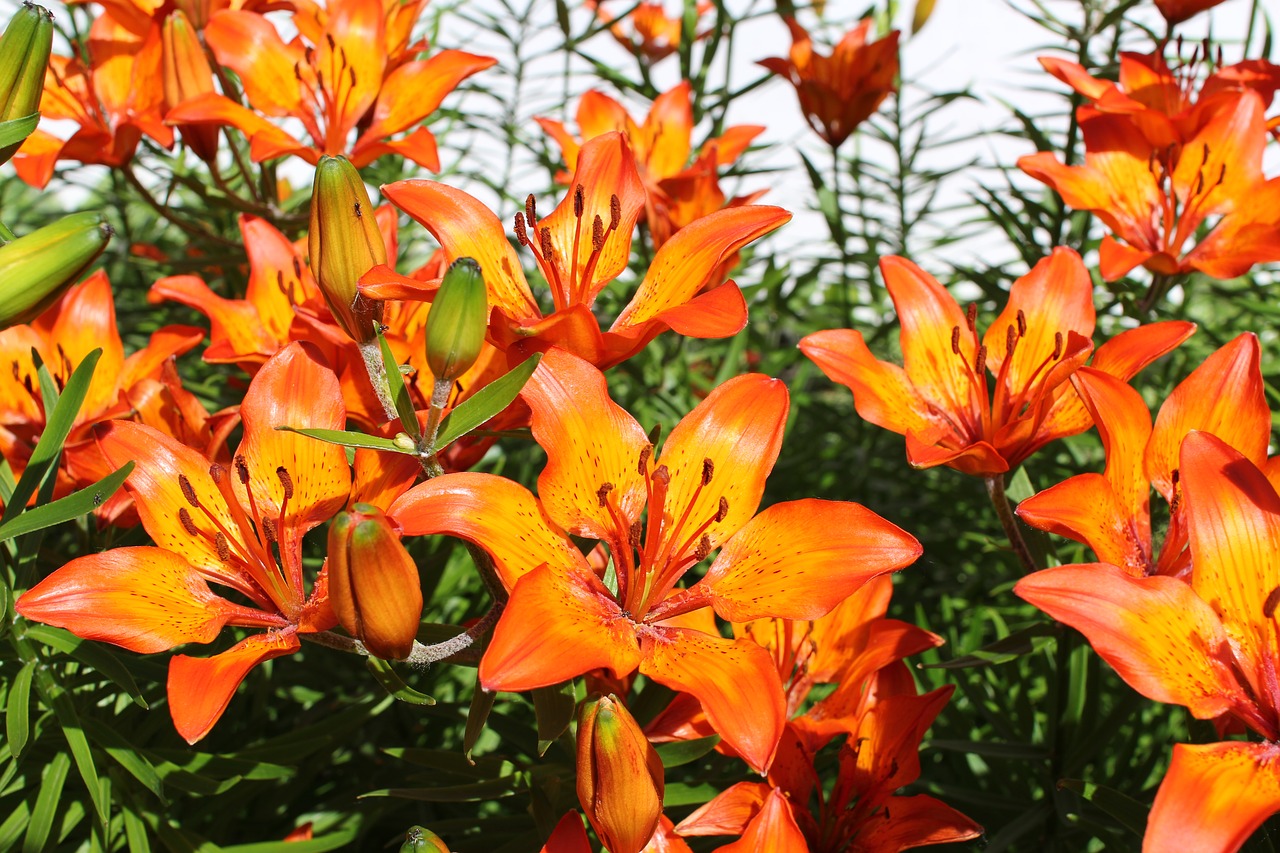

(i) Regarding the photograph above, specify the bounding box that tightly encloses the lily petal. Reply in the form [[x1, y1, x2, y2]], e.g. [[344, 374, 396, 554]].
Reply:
[[204, 12, 305, 117], [168, 630, 301, 743]]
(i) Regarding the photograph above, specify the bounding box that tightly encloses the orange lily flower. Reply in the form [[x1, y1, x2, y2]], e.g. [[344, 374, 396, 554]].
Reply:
[[1155, 0, 1231, 24], [0, 270, 209, 521], [1018, 333, 1268, 579], [378, 132, 790, 370], [539, 812, 692, 852], [1036, 49, 1280, 148], [1015, 430, 1280, 852], [537, 82, 765, 248], [587, 1, 712, 63], [799, 249, 1194, 476], [14, 16, 172, 189], [16, 343, 350, 743], [758, 18, 899, 150], [1019, 91, 1280, 280], [291, 0, 429, 72], [387, 348, 922, 772], [164, 0, 495, 167]]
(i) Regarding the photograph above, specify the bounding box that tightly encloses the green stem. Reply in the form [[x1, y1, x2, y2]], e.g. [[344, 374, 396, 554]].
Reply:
[[984, 474, 1037, 574]]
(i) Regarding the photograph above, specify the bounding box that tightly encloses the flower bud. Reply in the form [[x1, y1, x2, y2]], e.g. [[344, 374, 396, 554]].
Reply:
[[400, 826, 449, 853], [576, 694, 664, 853], [425, 257, 488, 383], [327, 503, 422, 660], [0, 3, 54, 165], [161, 11, 219, 162], [309, 156, 386, 343], [0, 211, 111, 328]]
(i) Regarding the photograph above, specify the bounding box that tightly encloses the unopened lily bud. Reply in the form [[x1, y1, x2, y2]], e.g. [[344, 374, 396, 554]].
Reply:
[[327, 503, 422, 660], [400, 826, 449, 853], [576, 694, 664, 853], [309, 156, 386, 343], [425, 257, 487, 383], [0, 211, 111, 328], [0, 3, 53, 165], [161, 11, 218, 162]]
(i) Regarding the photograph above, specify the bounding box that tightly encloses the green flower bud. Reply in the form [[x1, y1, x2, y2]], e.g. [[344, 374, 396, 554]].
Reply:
[[309, 156, 386, 343], [0, 3, 54, 165], [399, 826, 449, 853], [0, 211, 111, 328], [425, 257, 488, 383]]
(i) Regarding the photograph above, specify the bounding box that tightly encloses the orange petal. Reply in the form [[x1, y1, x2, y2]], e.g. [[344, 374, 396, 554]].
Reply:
[[351, 124, 440, 171], [540, 812, 591, 853], [1146, 333, 1267, 502], [204, 10, 303, 117], [149, 274, 278, 365], [611, 206, 790, 331], [381, 179, 540, 322], [577, 89, 635, 142], [118, 324, 205, 390], [1180, 431, 1280, 681], [714, 788, 808, 853], [855, 794, 983, 852], [799, 328, 939, 438], [236, 342, 350, 549], [1016, 474, 1148, 575], [1144, 741, 1280, 853], [480, 561, 641, 692], [657, 373, 788, 551], [521, 348, 649, 541], [361, 50, 496, 142], [1014, 563, 1248, 718], [389, 472, 583, 590], [242, 215, 318, 342], [699, 499, 920, 622], [642, 815, 694, 853], [902, 433, 1007, 476], [489, 304, 607, 367], [641, 280, 746, 339], [1073, 367, 1153, 541], [640, 627, 785, 774], [676, 781, 772, 836], [983, 247, 1094, 396], [15, 546, 269, 653], [1187, 176, 1280, 279], [167, 629, 300, 743], [639, 82, 693, 180], [41, 271, 126, 422], [316, 0, 385, 142], [1098, 235, 1155, 280]]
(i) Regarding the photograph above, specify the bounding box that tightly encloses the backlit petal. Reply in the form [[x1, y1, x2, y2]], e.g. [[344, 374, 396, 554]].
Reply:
[[149, 274, 278, 364], [1014, 563, 1248, 718], [481, 561, 641, 691], [389, 472, 584, 590], [676, 781, 771, 836], [1016, 473, 1148, 575], [204, 12, 303, 117], [1145, 741, 1280, 853], [640, 82, 693, 180], [714, 788, 807, 853], [41, 271, 125, 423], [168, 630, 300, 743], [540, 812, 591, 853], [640, 627, 785, 773], [855, 794, 984, 853], [700, 499, 921, 622], [361, 50, 495, 140]]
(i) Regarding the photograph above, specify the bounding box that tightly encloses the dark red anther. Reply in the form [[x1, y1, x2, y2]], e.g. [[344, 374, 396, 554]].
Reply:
[[525, 194, 537, 226], [715, 496, 729, 522], [514, 212, 529, 246], [277, 467, 294, 500], [235, 455, 250, 485], [573, 184, 585, 218], [179, 507, 200, 536], [597, 482, 615, 508], [701, 458, 714, 486], [1016, 309, 1027, 337], [694, 535, 711, 561], [179, 474, 200, 508], [609, 194, 621, 230], [592, 215, 605, 251], [638, 445, 652, 476], [950, 325, 961, 355], [1051, 332, 1063, 360], [215, 532, 231, 562], [965, 303, 978, 331]]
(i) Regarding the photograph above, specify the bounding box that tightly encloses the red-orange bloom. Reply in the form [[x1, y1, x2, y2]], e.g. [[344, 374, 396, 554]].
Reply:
[[378, 133, 789, 370], [16, 343, 350, 743], [800, 249, 1193, 476], [164, 0, 495, 167], [1019, 91, 1280, 280], [758, 18, 899, 149], [1155, 0, 1231, 25], [14, 16, 172, 188], [1018, 333, 1267, 579], [1016, 431, 1280, 852], [387, 348, 922, 773], [587, 1, 712, 63], [537, 82, 765, 248]]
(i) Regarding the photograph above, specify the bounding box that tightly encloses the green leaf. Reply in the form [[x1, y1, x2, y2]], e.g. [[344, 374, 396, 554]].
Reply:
[[434, 353, 541, 451], [3, 349, 101, 525], [35, 671, 109, 827], [0, 463, 133, 542], [365, 657, 436, 705], [361, 776, 524, 802], [23, 751, 69, 853], [379, 331, 421, 441], [1058, 778, 1148, 836], [532, 683, 575, 757], [275, 426, 410, 453], [922, 622, 1060, 669], [83, 719, 165, 800], [464, 675, 496, 762], [654, 734, 721, 768], [662, 782, 720, 807], [6, 661, 34, 760], [221, 827, 358, 853], [0, 113, 38, 150], [23, 624, 149, 709]]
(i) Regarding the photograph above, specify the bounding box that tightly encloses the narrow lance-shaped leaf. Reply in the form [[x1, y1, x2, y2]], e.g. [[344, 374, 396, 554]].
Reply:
[[379, 330, 420, 441], [433, 353, 542, 451], [0, 462, 133, 542]]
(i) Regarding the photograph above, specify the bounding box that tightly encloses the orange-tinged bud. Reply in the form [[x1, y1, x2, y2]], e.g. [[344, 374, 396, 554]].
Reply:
[[309, 156, 386, 343], [400, 826, 449, 853], [327, 502, 422, 660], [576, 694, 664, 853], [162, 10, 218, 162], [0, 3, 53, 165], [425, 257, 487, 383]]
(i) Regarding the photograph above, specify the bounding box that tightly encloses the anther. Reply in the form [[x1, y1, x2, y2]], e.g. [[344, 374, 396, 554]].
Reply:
[[1005, 324, 1017, 358], [348, 67, 356, 87], [715, 496, 729, 522], [701, 458, 714, 485], [1016, 309, 1027, 337], [209, 463, 227, 484], [325, 33, 335, 49], [638, 445, 652, 476], [974, 345, 987, 374], [1051, 332, 1063, 360], [262, 517, 278, 544], [694, 535, 711, 561], [609, 194, 621, 230], [653, 465, 671, 487], [573, 184, 585, 218], [178, 474, 200, 508], [513, 212, 529, 245], [539, 226, 555, 262], [950, 326, 961, 355], [596, 482, 615, 507], [965, 303, 977, 331], [235, 455, 250, 485], [1265, 586, 1280, 619], [179, 507, 200, 536], [277, 467, 294, 500], [292, 258, 302, 279], [629, 520, 644, 549], [215, 532, 231, 562], [525, 194, 537, 226], [592, 216, 605, 251]]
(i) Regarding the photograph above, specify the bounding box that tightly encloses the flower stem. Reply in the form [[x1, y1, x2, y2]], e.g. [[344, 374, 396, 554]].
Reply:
[[306, 599, 506, 668], [357, 339, 399, 422], [984, 474, 1037, 574]]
